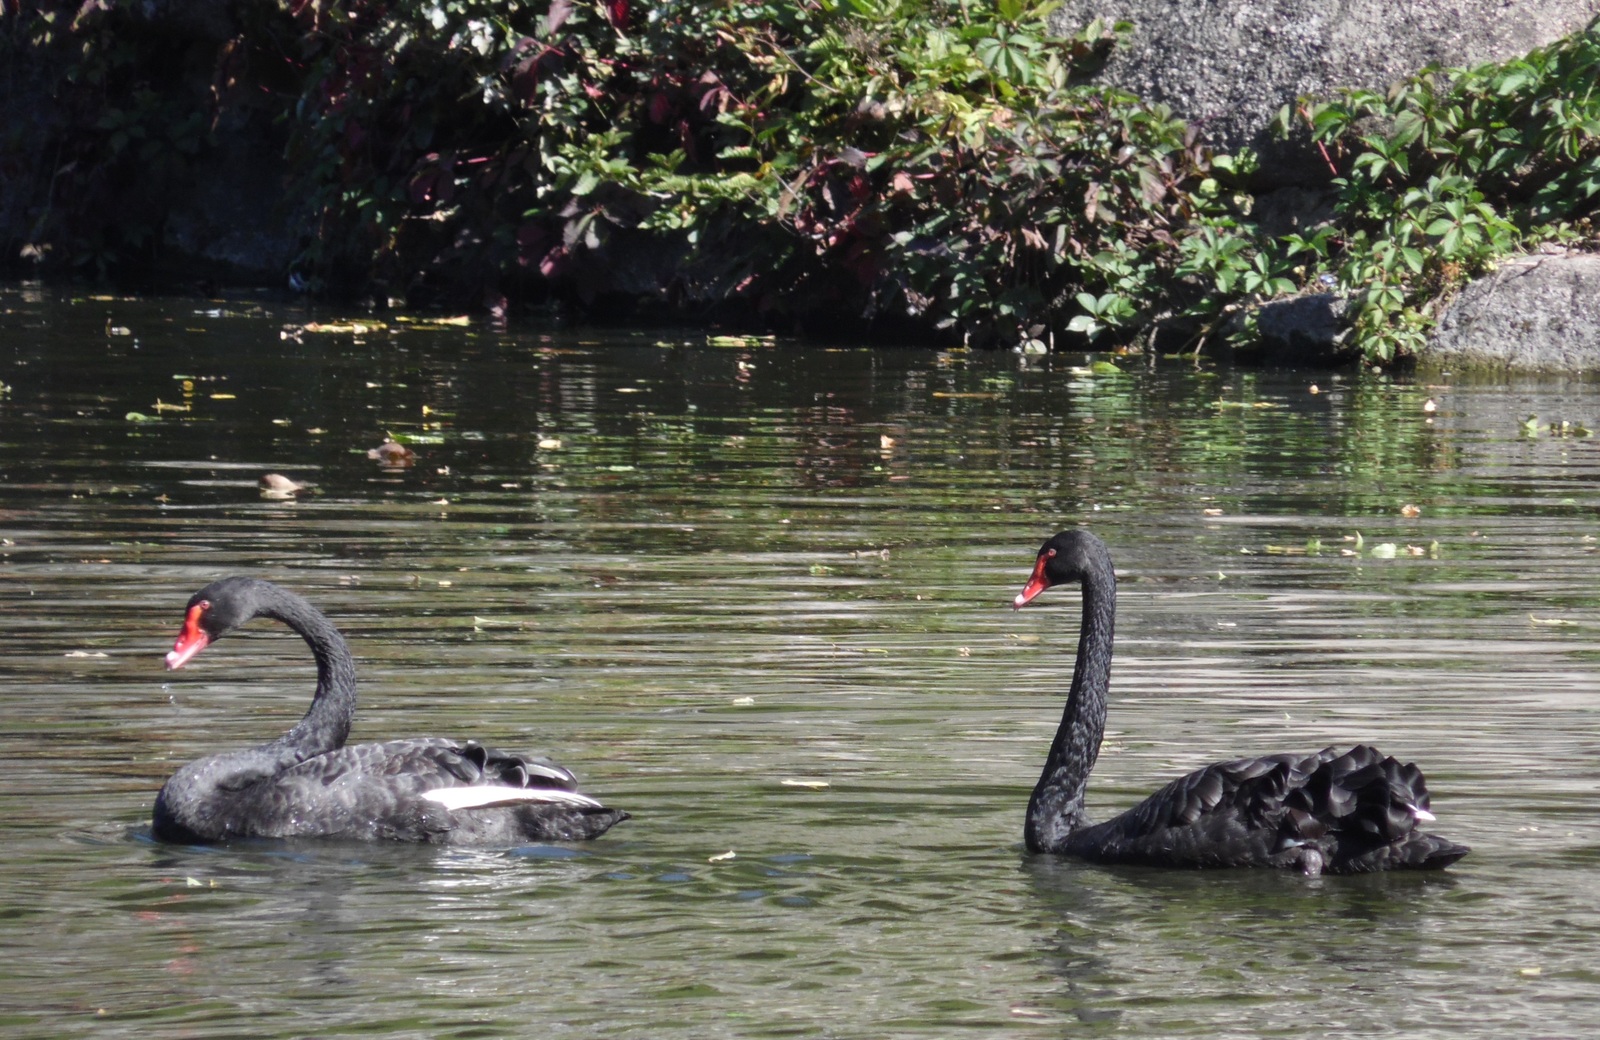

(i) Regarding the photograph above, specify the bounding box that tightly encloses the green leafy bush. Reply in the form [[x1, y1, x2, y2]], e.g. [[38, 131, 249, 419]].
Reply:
[[277, 0, 1261, 344], [8, 2, 1596, 365], [1279, 20, 1600, 362]]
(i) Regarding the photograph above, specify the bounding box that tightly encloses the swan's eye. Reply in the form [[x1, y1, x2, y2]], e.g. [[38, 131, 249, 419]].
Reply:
[[1045, 549, 1056, 559]]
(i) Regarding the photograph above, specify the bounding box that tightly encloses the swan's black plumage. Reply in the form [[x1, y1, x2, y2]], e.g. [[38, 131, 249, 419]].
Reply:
[[153, 577, 627, 845], [1012, 531, 1467, 875]]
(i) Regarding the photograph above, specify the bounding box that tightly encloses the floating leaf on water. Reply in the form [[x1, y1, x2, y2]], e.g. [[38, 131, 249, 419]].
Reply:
[[731, 696, 755, 706], [1517, 966, 1542, 977], [781, 779, 831, 789], [64, 650, 108, 658], [395, 314, 471, 327], [1521, 414, 1540, 436], [150, 400, 189, 413], [124, 411, 157, 423], [1369, 543, 1398, 558], [1202, 508, 1224, 516], [1348, 531, 1365, 549], [368, 441, 416, 466], [809, 564, 832, 575], [1528, 614, 1577, 626], [259, 473, 308, 499], [537, 438, 562, 450], [471, 616, 525, 630], [707, 850, 737, 863], [1423, 397, 1438, 414], [1089, 360, 1123, 375], [1305, 537, 1323, 554], [707, 334, 775, 347], [1400, 503, 1421, 517], [304, 320, 387, 334]]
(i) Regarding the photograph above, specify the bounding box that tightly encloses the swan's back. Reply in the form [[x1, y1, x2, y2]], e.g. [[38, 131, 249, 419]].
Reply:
[[1060, 745, 1469, 875], [156, 738, 627, 844]]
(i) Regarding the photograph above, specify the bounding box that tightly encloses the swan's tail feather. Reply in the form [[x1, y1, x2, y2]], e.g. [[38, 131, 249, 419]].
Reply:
[[1290, 745, 1466, 873]]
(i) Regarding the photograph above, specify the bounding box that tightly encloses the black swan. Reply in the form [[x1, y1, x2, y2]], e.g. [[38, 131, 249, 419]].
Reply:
[[153, 577, 627, 845], [1011, 530, 1468, 874]]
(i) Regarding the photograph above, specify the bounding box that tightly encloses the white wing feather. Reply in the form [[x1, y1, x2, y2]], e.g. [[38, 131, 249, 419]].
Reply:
[[421, 786, 604, 812]]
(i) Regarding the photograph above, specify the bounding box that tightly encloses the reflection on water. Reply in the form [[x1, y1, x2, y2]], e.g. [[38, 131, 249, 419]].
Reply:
[[3, 287, 1600, 1037]]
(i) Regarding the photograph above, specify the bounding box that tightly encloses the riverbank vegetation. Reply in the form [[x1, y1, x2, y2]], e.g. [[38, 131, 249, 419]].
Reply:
[[6, 2, 1597, 363]]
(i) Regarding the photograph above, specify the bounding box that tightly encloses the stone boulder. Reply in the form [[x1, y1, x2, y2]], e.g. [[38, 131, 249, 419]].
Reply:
[[1241, 292, 1355, 366], [1050, 2, 1597, 184], [1426, 251, 1600, 371]]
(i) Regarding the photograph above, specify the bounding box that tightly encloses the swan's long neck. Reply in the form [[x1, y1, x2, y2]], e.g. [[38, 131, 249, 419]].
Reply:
[[153, 583, 359, 842], [1026, 560, 1115, 853], [259, 589, 357, 759]]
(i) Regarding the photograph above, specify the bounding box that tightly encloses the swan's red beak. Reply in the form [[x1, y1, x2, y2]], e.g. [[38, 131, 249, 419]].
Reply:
[[1012, 553, 1053, 609], [166, 602, 211, 670]]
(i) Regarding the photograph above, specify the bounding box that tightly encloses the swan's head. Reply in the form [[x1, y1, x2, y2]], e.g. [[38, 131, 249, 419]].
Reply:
[[165, 577, 275, 670], [1012, 530, 1113, 609]]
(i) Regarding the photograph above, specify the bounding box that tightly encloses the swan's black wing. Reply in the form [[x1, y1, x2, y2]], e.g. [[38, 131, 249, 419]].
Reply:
[[1064, 745, 1468, 874], [225, 738, 628, 843]]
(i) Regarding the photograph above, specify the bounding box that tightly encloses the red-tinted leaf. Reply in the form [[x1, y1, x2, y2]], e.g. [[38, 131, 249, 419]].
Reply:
[[538, 245, 569, 278], [546, 0, 573, 34], [511, 56, 540, 105]]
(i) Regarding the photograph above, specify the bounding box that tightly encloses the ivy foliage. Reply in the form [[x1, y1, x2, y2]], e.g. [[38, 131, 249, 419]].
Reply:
[[1277, 20, 1600, 362], [7, 3, 1598, 363], [279, 0, 1254, 347]]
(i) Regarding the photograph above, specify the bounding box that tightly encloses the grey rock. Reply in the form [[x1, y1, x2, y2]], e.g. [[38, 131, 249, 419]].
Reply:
[[1051, 2, 1597, 182], [1248, 292, 1354, 365], [1428, 252, 1600, 371]]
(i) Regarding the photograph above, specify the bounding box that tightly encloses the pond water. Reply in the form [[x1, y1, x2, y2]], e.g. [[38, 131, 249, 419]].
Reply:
[[3, 285, 1600, 1038]]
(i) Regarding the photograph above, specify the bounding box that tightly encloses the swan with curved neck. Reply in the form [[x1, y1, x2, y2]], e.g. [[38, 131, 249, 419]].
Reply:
[[154, 577, 627, 844], [1012, 530, 1467, 874]]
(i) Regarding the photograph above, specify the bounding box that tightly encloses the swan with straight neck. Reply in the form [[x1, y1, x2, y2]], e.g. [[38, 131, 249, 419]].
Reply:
[[1012, 530, 1468, 874]]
